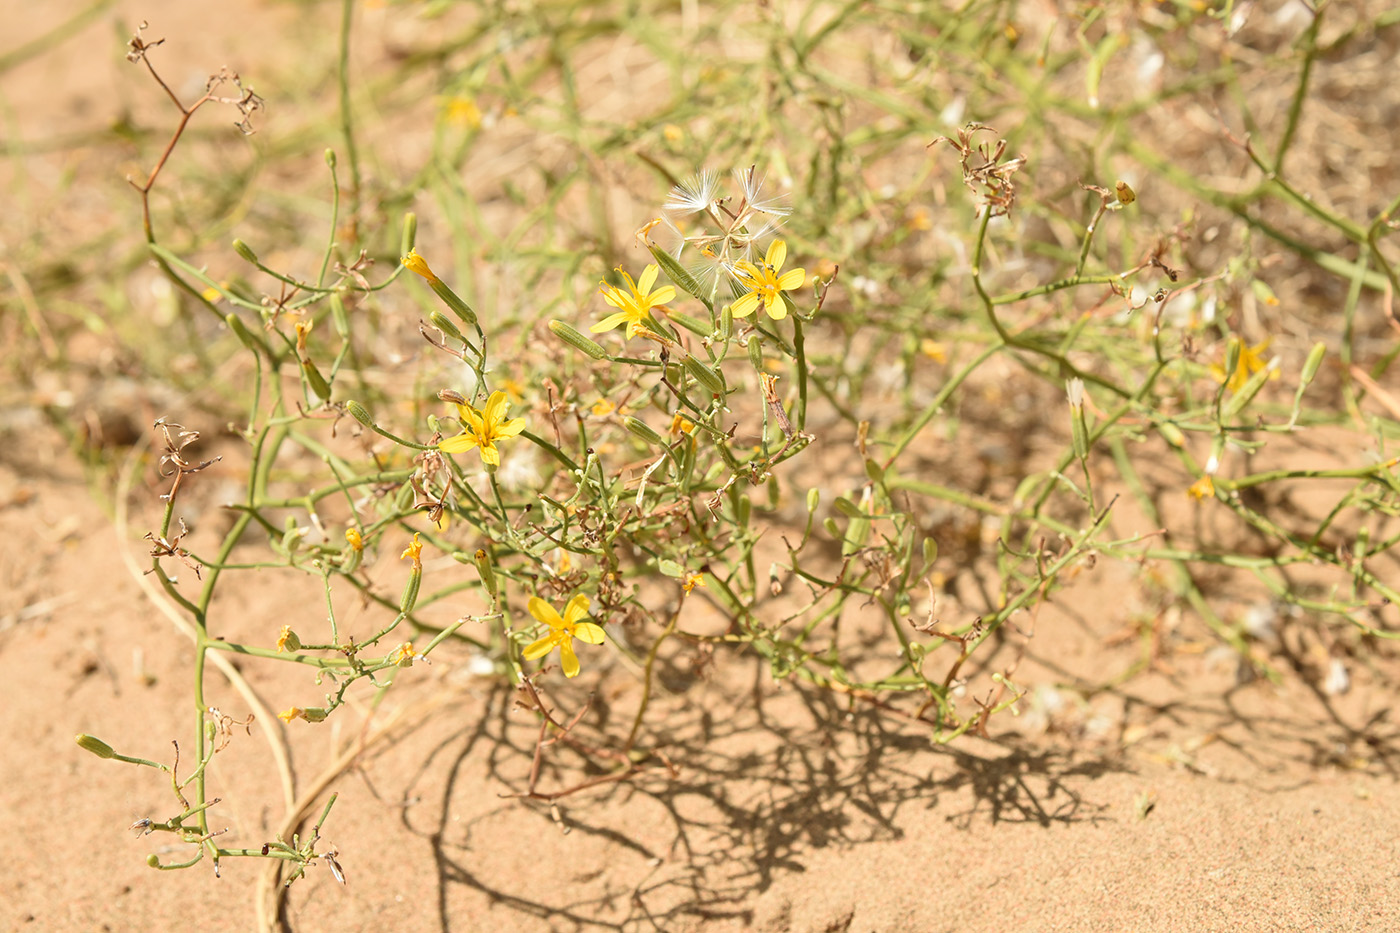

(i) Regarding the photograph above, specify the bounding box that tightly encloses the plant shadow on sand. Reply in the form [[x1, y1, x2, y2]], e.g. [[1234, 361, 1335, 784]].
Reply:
[[379, 655, 1134, 932]]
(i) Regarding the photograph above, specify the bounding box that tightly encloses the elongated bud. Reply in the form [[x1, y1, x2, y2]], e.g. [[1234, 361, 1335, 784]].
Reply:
[[429, 310, 466, 343], [747, 335, 764, 372], [647, 242, 706, 303], [226, 313, 259, 353], [233, 238, 258, 264], [683, 355, 725, 396], [302, 358, 332, 401], [330, 293, 350, 339], [1223, 336, 1242, 387], [345, 400, 374, 427], [1159, 422, 1185, 448], [718, 304, 733, 341], [1300, 342, 1326, 387], [1223, 358, 1278, 418], [669, 310, 711, 337], [473, 548, 498, 598], [1114, 180, 1136, 205], [324, 148, 337, 169], [548, 320, 608, 360], [401, 212, 418, 257], [806, 487, 820, 512], [75, 734, 115, 759], [430, 279, 478, 326], [400, 564, 421, 613], [624, 416, 665, 447]]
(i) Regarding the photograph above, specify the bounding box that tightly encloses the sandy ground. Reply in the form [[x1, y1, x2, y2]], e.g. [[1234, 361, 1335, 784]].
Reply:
[[5, 1, 1400, 931], [5, 452, 1400, 933]]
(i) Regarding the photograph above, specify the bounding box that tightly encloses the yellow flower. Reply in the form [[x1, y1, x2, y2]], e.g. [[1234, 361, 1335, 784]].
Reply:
[[389, 642, 416, 667], [294, 318, 313, 353], [522, 594, 606, 678], [401, 249, 440, 285], [1187, 476, 1215, 501], [438, 390, 527, 466], [590, 264, 676, 337], [440, 95, 482, 129], [920, 339, 947, 363], [1210, 338, 1276, 393], [345, 528, 364, 551], [731, 240, 806, 321], [591, 399, 616, 417], [682, 572, 706, 593], [201, 285, 223, 303], [401, 532, 423, 566]]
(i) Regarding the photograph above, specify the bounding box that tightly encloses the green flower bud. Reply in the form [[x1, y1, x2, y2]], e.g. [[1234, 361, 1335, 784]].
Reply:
[[226, 313, 260, 354], [747, 335, 764, 372], [647, 242, 706, 304], [428, 279, 478, 327], [330, 293, 350, 339], [624, 416, 665, 447], [683, 355, 725, 396], [345, 401, 374, 427], [302, 358, 332, 401], [548, 320, 608, 360], [75, 733, 115, 759], [1301, 342, 1326, 387], [669, 310, 711, 337], [429, 310, 465, 343], [324, 148, 337, 169], [232, 239, 258, 264], [473, 548, 498, 598]]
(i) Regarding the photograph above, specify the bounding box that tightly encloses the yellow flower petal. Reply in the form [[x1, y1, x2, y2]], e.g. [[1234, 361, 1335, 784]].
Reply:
[[591, 311, 632, 333], [522, 635, 556, 661], [528, 596, 565, 629], [438, 433, 480, 454], [482, 390, 508, 426], [563, 593, 592, 624], [637, 263, 659, 295], [731, 292, 760, 318], [496, 416, 527, 438], [777, 268, 807, 291], [574, 621, 606, 645], [766, 239, 787, 270], [401, 249, 439, 284], [559, 639, 581, 678]]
